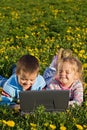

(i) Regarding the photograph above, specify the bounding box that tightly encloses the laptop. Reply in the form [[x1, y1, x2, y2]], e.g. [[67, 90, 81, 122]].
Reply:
[[19, 90, 69, 113]]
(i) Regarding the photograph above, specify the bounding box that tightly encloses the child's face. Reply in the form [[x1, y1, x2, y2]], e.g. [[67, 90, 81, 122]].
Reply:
[[17, 70, 38, 90], [57, 62, 76, 87]]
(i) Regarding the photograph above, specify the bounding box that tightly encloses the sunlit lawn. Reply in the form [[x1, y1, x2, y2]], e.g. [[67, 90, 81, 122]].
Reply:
[[0, 0, 87, 129]]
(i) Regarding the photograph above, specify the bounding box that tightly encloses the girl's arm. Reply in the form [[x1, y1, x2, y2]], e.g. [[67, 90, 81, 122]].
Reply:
[[69, 81, 83, 106]]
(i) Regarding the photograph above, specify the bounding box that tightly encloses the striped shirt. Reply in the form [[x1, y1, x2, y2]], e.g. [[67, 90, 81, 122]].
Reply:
[[47, 78, 83, 106]]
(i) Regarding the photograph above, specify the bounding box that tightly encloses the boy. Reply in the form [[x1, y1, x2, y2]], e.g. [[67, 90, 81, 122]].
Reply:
[[0, 54, 46, 106]]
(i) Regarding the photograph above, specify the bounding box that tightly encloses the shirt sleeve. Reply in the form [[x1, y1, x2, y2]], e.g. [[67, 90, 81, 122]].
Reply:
[[69, 81, 83, 106], [31, 75, 46, 90], [0, 75, 18, 105]]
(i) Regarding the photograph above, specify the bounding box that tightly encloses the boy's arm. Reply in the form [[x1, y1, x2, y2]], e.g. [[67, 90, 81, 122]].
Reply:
[[0, 83, 16, 105]]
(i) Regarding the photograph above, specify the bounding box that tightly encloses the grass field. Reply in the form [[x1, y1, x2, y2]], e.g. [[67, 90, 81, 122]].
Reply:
[[0, 0, 87, 129]]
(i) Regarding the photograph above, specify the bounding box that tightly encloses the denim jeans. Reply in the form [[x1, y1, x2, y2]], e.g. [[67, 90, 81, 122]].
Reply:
[[0, 65, 16, 87], [0, 75, 8, 87], [43, 67, 56, 85]]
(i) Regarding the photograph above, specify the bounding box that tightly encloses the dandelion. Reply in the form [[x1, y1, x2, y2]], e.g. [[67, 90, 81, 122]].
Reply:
[[6, 120, 15, 127], [72, 117, 76, 123], [45, 38, 49, 43], [30, 123, 37, 130], [5, 56, 8, 60], [84, 101, 87, 106], [1, 120, 7, 124], [0, 120, 15, 127], [83, 125, 87, 129], [49, 124, 56, 130], [83, 63, 87, 68], [60, 125, 66, 130], [77, 34, 81, 38], [67, 27, 72, 33], [44, 122, 49, 127], [76, 124, 83, 130], [24, 34, 29, 39], [66, 109, 70, 113], [30, 123, 37, 127], [31, 128, 37, 130]]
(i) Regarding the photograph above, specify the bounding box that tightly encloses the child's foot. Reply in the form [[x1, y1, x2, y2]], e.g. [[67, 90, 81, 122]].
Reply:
[[11, 64, 16, 74], [50, 55, 58, 68]]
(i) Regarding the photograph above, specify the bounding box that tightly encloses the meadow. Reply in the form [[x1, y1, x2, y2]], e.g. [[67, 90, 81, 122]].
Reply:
[[0, 0, 87, 129]]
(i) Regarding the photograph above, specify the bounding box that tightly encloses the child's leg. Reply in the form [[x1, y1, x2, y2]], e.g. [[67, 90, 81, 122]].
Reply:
[[0, 75, 8, 87], [50, 55, 58, 68], [11, 64, 16, 74], [43, 67, 56, 85]]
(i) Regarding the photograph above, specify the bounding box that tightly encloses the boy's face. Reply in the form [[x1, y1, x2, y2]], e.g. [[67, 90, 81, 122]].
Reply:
[[17, 70, 38, 90], [57, 62, 76, 87]]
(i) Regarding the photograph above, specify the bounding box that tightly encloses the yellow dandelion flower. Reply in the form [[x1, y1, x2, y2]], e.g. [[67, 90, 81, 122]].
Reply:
[[60, 125, 66, 130], [72, 117, 76, 122], [79, 49, 85, 54], [6, 120, 15, 127], [45, 38, 49, 43], [30, 123, 37, 127], [49, 124, 56, 130], [83, 125, 87, 128], [76, 27, 80, 31], [76, 124, 83, 130], [2, 120, 7, 124], [32, 32, 35, 36], [78, 53, 83, 58], [31, 128, 37, 130], [83, 63, 87, 68], [5, 56, 8, 60], [44, 122, 49, 127], [77, 34, 81, 38], [25, 34, 29, 39], [67, 27, 72, 33], [66, 109, 70, 113], [84, 101, 87, 106]]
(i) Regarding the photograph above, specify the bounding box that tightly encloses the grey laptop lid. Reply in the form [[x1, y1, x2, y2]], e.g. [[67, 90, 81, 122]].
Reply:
[[19, 90, 69, 113]]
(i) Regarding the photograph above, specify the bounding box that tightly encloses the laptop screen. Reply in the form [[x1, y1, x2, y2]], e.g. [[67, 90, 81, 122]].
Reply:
[[19, 90, 69, 113]]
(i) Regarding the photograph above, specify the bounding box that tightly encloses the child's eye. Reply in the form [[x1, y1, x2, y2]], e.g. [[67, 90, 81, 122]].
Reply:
[[59, 70, 62, 73], [30, 79, 35, 82], [66, 71, 70, 74], [21, 78, 25, 80], [30, 79, 33, 82]]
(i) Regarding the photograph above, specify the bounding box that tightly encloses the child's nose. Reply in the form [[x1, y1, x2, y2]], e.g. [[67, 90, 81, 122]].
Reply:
[[26, 80, 31, 84], [61, 71, 66, 75]]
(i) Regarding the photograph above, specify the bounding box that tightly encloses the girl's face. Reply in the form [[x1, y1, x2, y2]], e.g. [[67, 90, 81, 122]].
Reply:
[[17, 70, 38, 90], [57, 62, 76, 87]]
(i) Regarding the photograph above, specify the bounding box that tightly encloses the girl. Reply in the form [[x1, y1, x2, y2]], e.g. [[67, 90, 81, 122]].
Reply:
[[46, 56, 84, 106], [43, 48, 73, 85]]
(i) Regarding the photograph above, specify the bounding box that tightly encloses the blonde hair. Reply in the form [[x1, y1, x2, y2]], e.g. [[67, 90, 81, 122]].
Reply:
[[55, 48, 73, 68], [57, 56, 83, 83], [58, 48, 72, 61]]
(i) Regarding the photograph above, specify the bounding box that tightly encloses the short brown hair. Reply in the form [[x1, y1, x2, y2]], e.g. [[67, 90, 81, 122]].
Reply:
[[16, 54, 40, 74]]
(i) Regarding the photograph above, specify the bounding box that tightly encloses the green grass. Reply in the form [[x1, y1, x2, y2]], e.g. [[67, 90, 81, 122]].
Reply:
[[0, 0, 87, 129]]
